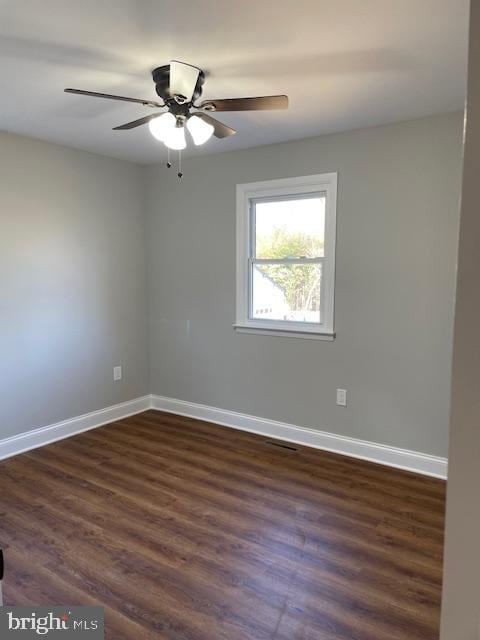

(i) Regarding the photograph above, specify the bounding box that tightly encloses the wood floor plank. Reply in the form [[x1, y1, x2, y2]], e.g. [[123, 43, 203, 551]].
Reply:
[[0, 410, 446, 639]]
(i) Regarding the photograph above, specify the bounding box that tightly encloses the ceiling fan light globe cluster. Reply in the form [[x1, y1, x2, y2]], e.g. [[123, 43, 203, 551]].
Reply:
[[187, 115, 214, 145]]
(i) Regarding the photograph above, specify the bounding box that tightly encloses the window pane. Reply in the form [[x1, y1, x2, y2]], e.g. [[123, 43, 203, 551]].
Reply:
[[251, 263, 322, 323], [254, 195, 325, 259]]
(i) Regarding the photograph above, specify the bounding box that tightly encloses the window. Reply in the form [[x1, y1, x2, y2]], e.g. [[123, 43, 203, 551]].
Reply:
[[235, 173, 337, 339]]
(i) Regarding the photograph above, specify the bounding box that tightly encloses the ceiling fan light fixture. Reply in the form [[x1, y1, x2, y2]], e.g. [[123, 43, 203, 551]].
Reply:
[[187, 115, 214, 145], [163, 121, 187, 150], [149, 112, 176, 141]]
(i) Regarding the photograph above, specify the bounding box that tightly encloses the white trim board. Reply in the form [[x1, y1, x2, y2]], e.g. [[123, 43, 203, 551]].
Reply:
[[151, 395, 448, 479], [0, 396, 151, 461], [0, 394, 448, 479]]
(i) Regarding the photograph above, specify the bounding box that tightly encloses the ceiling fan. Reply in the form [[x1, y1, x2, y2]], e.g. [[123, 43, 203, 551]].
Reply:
[[65, 60, 288, 175]]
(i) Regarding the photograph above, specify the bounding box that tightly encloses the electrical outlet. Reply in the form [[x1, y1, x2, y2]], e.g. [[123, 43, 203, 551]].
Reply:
[[336, 388, 347, 406], [113, 366, 122, 382]]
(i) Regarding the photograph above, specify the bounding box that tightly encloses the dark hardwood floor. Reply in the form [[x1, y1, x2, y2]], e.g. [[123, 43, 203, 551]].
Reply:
[[0, 410, 446, 640]]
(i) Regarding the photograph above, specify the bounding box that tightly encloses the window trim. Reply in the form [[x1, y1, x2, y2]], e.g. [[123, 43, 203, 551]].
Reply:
[[235, 173, 337, 339]]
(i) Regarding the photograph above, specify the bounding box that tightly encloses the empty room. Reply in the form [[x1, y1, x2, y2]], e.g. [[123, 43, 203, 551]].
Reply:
[[1, 1, 479, 639]]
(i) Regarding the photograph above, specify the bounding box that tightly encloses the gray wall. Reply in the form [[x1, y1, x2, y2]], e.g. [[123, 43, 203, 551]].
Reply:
[[0, 113, 463, 457], [0, 132, 148, 439], [441, 2, 480, 637], [146, 113, 463, 457]]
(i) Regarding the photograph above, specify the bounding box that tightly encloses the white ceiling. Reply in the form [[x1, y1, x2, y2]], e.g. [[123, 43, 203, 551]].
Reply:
[[0, 0, 469, 164]]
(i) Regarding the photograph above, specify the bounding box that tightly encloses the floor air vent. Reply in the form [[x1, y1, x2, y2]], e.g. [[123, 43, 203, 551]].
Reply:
[[265, 440, 300, 452]]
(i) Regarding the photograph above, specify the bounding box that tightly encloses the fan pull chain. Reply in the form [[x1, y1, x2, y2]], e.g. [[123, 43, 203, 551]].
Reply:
[[166, 148, 172, 169], [177, 150, 183, 179]]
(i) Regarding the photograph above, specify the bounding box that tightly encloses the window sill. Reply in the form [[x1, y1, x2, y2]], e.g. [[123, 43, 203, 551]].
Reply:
[[233, 324, 336, 341]]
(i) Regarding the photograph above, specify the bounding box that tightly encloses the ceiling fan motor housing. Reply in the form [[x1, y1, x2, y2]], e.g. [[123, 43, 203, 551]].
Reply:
[[152, 65, 206, 104]]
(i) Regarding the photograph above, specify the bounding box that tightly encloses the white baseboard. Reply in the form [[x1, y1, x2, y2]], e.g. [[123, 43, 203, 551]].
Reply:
[[0, 396, 151, 461], [151, 395, 448, 479], [0, 393, 448, 479]]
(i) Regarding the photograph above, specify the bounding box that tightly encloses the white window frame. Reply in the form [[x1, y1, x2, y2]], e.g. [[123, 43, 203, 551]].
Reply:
[[235, 173, 337, 340]]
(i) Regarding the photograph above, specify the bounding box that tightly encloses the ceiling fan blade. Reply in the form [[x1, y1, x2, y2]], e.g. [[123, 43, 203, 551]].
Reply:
[[196, 113, 236, 138], [169, 60, 200, 102], [198, 95, 288, 112], [113, 113, 164, 130], [64, 88, 163, 108]]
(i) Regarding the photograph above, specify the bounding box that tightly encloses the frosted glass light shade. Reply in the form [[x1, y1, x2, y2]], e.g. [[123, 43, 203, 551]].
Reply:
[[149, 112, 176, 141], [163, 124, 187, 150], [187, 115, 214, 145]]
